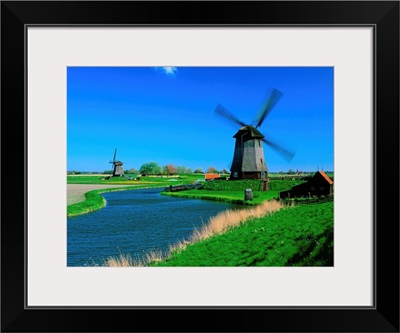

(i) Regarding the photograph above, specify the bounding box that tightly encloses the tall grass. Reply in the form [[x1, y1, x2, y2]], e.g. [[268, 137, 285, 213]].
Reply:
[[103, 200, 286, 267], [190, 200, 284, 242], [104, 252, 137, 267], [104, 250, 164, 267]]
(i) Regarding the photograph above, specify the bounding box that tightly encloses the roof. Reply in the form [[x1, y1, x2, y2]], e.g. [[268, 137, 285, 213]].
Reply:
[[314, 171, 333, 184], [205, 173, 220, 180], [233, 125, 264, 139]]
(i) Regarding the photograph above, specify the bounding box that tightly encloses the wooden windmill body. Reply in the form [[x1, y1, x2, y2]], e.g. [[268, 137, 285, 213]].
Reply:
[[230, 126, 268, 180], [112, 161, 124, 176], [215, 88, 294, 185]]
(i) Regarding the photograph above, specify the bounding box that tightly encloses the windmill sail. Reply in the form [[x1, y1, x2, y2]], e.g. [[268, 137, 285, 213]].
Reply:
[[214, 88, 295, 183]]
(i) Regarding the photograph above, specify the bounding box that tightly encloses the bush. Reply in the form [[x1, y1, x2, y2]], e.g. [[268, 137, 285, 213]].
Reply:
[[268, 179, 303, 191], [202, 179, 304, 192], [204, 179, 262, 191]]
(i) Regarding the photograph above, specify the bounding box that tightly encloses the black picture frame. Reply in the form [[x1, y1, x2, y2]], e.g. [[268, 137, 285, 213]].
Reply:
[[1, 1, 399, 332]]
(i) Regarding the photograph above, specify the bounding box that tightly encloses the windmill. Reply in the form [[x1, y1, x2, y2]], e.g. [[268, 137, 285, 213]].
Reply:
[[109, 148, 124, 177], [214, 88, 295, 187]]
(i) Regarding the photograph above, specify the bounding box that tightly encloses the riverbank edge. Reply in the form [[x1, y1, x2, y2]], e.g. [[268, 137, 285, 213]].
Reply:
[[160, 191, 276, 206], [67, 185, 279, 218], [67, 185, 165, 217]]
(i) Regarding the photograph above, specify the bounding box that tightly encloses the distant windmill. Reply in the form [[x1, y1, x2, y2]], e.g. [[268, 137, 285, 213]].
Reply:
[[215, 88, 295, 183], [109, 148, 124, 177]]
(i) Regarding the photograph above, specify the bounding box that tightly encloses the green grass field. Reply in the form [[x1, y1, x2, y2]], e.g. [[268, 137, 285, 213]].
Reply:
[[150, 201, 334, 267], [67, 174, 203, 186]]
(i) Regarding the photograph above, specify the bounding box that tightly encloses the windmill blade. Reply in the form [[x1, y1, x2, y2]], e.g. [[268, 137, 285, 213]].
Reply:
[[254, 88, 283, 128], [262, 137, 295, 162], [113, 148, 117, 162], [214, 104, 247, 127]]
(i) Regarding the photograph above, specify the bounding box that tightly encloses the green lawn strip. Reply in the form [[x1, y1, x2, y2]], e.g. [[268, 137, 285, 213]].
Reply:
[[161, 189, 280, 205], [202, 179, 304, 191], [67, 185, 163, 217], [160, 179, 302, 206], [67, 174, 202, 185], [268, 179, 305, 191], [150, 201, 333, 267]]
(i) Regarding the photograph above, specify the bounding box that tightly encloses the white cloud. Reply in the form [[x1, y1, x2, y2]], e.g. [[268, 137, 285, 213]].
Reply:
[[155, 66, 178, 77]]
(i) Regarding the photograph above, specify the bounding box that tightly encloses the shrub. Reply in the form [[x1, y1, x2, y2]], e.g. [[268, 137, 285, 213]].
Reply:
[[268, 179, 304, 191], [204, 179, 262, 191]]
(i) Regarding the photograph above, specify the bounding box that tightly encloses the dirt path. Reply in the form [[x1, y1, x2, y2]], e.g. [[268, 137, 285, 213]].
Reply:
[[67, 184, 135, 206]]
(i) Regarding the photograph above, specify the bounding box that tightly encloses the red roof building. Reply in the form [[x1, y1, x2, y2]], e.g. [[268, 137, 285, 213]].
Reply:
[[205, 173, 220, 181], [279, 171, 333, 198]]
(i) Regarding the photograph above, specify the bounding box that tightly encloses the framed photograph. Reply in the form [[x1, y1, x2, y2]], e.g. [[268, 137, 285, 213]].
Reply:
[[2, 1, 399, 332]]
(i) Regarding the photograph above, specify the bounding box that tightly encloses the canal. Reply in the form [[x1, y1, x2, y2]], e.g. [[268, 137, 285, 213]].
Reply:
[[67, 188, 241, 266]]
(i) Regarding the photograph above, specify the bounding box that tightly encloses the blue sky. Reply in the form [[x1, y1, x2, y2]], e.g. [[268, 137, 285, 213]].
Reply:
[[67, 66, 334, 173]]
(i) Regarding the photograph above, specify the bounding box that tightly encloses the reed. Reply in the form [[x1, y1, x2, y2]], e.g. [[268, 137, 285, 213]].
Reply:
[[190, 200, 284, 242]]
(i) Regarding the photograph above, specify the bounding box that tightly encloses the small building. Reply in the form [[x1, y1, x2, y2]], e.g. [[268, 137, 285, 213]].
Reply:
[[279, 171, 333, 198], [205, 173, 220, 181]]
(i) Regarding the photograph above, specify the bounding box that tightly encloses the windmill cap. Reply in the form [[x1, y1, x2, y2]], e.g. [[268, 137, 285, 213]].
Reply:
[[233, 125, 265, 139]]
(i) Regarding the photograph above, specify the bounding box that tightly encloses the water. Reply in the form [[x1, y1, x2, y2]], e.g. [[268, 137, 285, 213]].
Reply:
[[67, 188, 240, 266]]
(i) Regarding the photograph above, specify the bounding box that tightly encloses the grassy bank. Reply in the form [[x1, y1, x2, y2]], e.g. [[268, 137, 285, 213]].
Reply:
[[104, 200, 333, 267], [160, 178, 302, 205], [202, 178, 305, 191], [161, 189, 280, 205], [67, 185, 164, 217], [67, 186, 135, 217], [151, 201, 333, 266]]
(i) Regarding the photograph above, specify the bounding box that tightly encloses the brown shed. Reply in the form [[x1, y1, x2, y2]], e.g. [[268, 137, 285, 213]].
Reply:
[[279, 171, 333, 199]]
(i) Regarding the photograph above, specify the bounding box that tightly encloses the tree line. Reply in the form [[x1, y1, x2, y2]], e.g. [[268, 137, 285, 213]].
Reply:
[[106, 162, 229, 176]]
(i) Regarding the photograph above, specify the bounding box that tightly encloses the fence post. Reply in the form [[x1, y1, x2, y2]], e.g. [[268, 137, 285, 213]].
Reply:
[[244, 188, 253, 201]]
